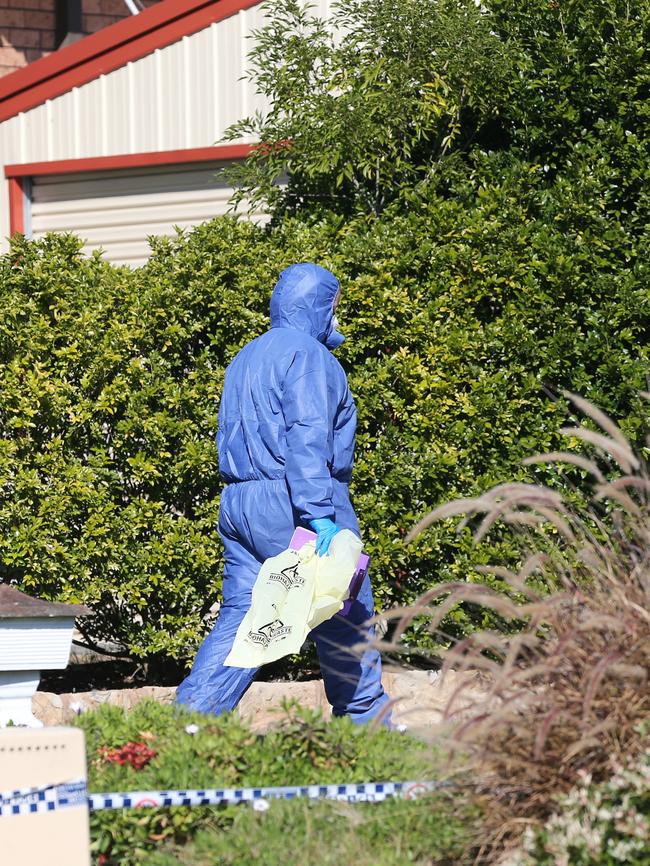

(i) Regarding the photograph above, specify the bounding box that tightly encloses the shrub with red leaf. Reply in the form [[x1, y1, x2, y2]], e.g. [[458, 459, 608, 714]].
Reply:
[[98, 741, 157, 770]]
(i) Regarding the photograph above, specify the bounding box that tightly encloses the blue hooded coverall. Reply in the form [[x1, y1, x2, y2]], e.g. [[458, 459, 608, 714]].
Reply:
[[175, 263, 390, 724]]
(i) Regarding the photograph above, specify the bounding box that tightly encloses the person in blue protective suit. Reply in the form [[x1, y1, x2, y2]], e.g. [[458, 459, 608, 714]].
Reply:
[[175, 262, 391, 724]]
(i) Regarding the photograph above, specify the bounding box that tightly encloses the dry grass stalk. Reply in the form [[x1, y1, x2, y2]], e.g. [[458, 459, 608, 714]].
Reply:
[[390, 395, 650, 862]]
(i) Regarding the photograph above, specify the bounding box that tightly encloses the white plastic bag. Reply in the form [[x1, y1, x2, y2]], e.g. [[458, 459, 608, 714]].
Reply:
[[224, 529, 363, 668]]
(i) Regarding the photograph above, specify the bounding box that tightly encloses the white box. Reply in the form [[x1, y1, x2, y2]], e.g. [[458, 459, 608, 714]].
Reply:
[[0, 727, 90, 866]]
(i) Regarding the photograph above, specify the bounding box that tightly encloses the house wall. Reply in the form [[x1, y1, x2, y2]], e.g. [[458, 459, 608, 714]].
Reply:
[[29, 159, 257, 265], [0, 0, 332, 255], [0, 0, 159, 79]]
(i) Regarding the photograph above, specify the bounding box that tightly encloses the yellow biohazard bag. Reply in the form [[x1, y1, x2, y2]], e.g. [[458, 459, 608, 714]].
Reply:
[[224, 529, 363, 668]]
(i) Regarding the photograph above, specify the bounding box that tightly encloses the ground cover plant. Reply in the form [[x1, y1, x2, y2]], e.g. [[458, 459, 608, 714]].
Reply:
[[76, 700, 465, 865], [0, 0, 648, 664], [146, 797, 467, 866], [390, 398, 650, 863], [510, 744, 649, 866]]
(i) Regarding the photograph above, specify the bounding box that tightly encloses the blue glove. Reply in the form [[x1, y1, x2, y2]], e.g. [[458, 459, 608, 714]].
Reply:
[[309, 518, 341, 557]]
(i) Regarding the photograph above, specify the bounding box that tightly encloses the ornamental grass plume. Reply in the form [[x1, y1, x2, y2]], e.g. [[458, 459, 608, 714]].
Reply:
[[389, 393, 650, 863]]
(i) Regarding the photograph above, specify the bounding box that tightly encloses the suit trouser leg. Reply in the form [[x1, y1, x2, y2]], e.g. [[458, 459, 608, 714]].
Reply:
[[177, 479, 390, 723], [311, 574, 391, 724], [175, 531, 260, 715]]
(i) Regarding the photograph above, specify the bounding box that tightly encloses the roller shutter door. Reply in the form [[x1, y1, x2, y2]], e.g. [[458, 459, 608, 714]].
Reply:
[[30, 161, 251, 268]]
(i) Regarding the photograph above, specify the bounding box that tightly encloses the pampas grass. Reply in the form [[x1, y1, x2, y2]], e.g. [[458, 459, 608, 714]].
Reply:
[[387, 393, 649, 862]]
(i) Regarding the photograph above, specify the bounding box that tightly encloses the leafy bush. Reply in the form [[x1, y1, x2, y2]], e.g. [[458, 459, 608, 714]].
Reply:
[[508, 744, 650, 866], [393, 399, 650, 862], [225, 0, 649, 219], [0, 0, 648, 660], [1, 159, 647, 657], [76, 700, 438, 865], [224, 0, 517, 216]]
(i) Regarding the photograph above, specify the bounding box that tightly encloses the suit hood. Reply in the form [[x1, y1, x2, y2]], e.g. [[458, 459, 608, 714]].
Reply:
[[269, 263, 344, 349]]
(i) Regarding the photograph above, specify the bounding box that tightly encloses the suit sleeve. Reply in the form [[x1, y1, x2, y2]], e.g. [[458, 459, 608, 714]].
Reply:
[[282, 347, 335, 523]]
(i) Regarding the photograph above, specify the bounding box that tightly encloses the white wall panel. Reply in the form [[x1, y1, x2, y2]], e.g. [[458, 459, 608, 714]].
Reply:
[[0, 176, 9, 245], [214, 14, 244, 138], [105, 66, 132, 155], [238, 10, 249, 122], [0, 116, 24, 246], [21, 102, 49, 163], [131, 53, 159, 154], [188, 26, 216, 147], [159, 40, 187, 151], [30, 162, 260, 267], [0, 114, 22, 164], [50, 93, 77, 161], [244, 3, 269, 120], [77, 78, 105, 156]]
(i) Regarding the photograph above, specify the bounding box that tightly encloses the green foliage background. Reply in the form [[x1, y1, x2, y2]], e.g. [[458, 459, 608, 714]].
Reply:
[[0, 0, 648, 660]]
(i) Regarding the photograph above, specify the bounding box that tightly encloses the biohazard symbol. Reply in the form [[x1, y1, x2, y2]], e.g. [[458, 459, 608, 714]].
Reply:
[[248, 618, 292, 646], [258, 618, 285, 639], [268, 560, 305, 590]]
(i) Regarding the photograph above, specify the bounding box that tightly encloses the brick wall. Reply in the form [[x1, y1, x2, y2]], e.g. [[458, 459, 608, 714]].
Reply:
[[0, 0, 159, 79]]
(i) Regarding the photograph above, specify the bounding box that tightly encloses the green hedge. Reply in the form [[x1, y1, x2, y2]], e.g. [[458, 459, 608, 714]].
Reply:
[[0, 151, 648, 657], [0, 0, 648, 659]]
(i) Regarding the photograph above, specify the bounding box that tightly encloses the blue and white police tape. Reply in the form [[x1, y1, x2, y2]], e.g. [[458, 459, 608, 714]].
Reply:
[[88, 781, 440, 811], [0, 779, 87, 818], [1, 780, 440, 818]]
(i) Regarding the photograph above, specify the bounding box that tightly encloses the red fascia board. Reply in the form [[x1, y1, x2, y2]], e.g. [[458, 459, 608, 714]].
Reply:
[[8, 177, 24, 234], [0, 0, 261, 124], [5, 145, 253, 179]]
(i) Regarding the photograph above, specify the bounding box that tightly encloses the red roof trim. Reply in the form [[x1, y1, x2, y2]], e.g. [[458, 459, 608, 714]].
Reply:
[[0, 0, 261, 124], [5, 144, 253, 178]]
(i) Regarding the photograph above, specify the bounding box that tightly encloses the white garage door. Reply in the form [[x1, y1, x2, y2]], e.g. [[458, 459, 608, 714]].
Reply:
[[30, 161, 253, 268]]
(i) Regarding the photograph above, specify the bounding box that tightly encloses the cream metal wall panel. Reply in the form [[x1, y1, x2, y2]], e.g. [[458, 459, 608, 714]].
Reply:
[[215, 14, 244, 140], [159, 39, 188, 151], [50, 93, 77, 161], [210, 22, 222, 142], [0, 176, 7, 245], [131, 53, 159, 154], [33, 168, 229, 201], [104, 65, 132, 156], [0, 115, 23, 244], [188, 27, 217, 147], [181, 36, 194, 149], [245, 3, 269, 119], [31, 162, 247, 267], [0, 113, 20, 165], [21, 102, 49, 163], [77, 78, 105, 156], [238, 10, 250, 122]]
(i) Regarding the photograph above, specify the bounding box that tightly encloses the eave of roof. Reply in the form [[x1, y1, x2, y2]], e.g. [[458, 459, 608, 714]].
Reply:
[[0, 0, 260, 124], [0, 584, 91, 618], [4, 144, 253, 178]]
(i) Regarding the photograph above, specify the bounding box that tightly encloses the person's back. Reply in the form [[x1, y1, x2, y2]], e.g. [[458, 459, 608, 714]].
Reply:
[[176, 263, 390, 724], [218, 327, 353, 490]]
